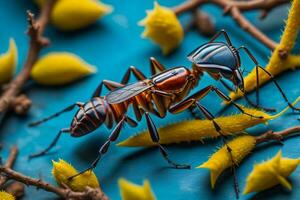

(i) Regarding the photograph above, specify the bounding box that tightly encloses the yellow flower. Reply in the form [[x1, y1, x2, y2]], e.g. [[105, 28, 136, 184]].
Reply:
[[0, 191, 15, 200], [197, 135, 256, 188], [229, 0, 300, 101], [117, 99, 299, 147], [37, 0, 112, 31], [31, 52, 96, 85], [52, 159, 99, 192], [0, 38, 17, 84], [243, 150, 300, 194], [118, 178, 156, 200], [139, 2, 184, 55]]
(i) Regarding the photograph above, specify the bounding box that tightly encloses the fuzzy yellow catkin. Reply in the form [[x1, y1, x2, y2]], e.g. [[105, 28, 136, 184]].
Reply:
[[118, 178, 156, 200], [0, 38, 17, 84], [31, 52, 96, 85], [197, 135, 256, 188], [117, 97, 299, 147], [243, 150, 300, 194], [229, 0, 300, 101], [139, 2, 184, 55], [52, 159, 99, 192], [0, 191, 15, 200]]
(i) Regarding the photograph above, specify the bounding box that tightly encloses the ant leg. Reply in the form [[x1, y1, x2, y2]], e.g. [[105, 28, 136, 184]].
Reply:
[[220, 79, 276, 112], [257, 65, 300, 111], [68, 116, 129, 180], [170, 99, 239, 198], [149, 57, 166, 75], [210, 86, 264, 118], [92, 80, 124, 98], [193, 102, 239, 198], [170, 85, 263, 118], [209, 29, 232, 46], [28, 102, 84, 127], [29, 128, 70, 159], [237, 46, 276, 112], [121, 66, 147, 84], [144, 112, 191, 169]]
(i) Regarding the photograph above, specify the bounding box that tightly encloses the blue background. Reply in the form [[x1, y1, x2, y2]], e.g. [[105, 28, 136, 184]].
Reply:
[[0, 0, 299, 200]]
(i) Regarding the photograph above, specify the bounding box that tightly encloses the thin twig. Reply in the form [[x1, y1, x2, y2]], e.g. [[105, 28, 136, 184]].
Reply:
[[0, 166, 108, 200], [0, 0, 56, 124], [173, 0, 289, 15], [173, 0, 289, 50], [0, 146, 18, 187], [229, 6, 277, 50], [255, 126, 300, 144]]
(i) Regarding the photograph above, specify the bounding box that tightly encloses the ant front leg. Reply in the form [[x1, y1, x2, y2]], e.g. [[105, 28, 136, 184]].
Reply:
[[209, 29, 233, 46], [237, 46, 278, 112], [68, 115, 136, 180], [144, 112, 191, 169]]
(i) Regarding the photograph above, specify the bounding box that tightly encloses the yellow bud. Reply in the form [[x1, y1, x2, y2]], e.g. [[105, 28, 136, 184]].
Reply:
[[0, 38, 17, 84], [52, 159, 99, 192], [0, 191, 15, 200], [139, 2, 183, 55], [243, 150, 300, 194], [31, 52, 96, 85], [118, 178, 156, 200], [197, 135, 256, 188], [51, 0, 112, 31]]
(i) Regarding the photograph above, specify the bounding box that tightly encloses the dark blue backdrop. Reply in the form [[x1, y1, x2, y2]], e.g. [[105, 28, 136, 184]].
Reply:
[[0, 1, 299, 200]]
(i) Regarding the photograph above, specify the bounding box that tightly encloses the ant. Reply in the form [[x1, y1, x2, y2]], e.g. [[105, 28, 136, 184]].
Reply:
[[29, 30, 299, 186]]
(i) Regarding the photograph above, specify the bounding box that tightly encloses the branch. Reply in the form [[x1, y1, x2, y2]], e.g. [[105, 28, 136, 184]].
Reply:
[[173, 0, 289, 50], [173, 0, 290, 15], [0, 146, 108, 200], [0, 166, 108, 200], [0, 0, 56, 124], [255, 126, 300, 144], [228, 6, 277, 50], [0, 146, 18, 187]]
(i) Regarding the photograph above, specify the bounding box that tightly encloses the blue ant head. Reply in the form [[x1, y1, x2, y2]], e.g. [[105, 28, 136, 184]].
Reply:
[[188, 42, 244, 93]]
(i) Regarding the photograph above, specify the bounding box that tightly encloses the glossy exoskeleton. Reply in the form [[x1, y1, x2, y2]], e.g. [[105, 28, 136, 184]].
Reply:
[[29, 30, 299, 182]]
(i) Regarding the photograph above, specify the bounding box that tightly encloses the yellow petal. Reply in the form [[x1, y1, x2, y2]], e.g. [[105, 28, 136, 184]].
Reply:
[[139, 2, 183, 55], [31, 52, 96, 85], [0, 191, 15, 200], [118, 178, 156, 200], [0, 38, 17, 84], [52, 159, 99, 192], [51, 0, 113, 31], [243, 150, 300, 194], [197, 135, 256, 188]]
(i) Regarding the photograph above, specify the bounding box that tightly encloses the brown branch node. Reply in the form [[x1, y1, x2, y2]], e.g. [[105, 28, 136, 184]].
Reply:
[[256, 126, 300, 144]]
